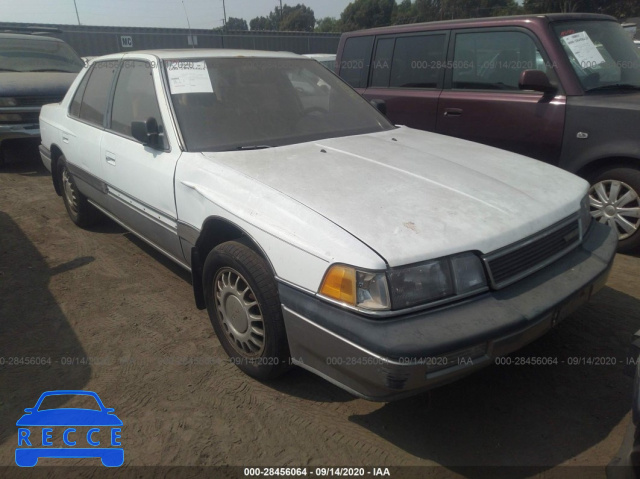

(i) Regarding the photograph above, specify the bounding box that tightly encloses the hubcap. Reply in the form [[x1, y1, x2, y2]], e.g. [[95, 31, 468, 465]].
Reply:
[[589, 179, 640, 241], [62, 168, 79, 214], [214, 267, 265, 357]]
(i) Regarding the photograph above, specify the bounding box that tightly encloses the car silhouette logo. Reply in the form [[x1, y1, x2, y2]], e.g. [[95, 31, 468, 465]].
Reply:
[[15, 390, 123, 467]]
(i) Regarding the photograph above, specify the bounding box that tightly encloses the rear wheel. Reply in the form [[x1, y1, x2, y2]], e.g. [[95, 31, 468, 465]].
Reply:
[[203, 240, 290, 380], [588, 167, 640, 254], [58, 156, 100, 227]]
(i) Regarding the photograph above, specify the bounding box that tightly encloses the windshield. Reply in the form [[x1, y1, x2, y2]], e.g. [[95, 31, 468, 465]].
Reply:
[[165, 57, 393, 151], [0, 37, 84, 73], [553, 20, 640, 92]]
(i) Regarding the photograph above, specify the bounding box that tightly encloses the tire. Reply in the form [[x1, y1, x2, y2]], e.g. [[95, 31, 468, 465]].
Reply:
[[203, 240, 291, 380], [588, 167, 640, 254], [57, 156, 100, 227]]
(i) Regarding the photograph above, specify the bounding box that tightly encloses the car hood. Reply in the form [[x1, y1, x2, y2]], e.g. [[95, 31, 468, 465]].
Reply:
[[0, 72, 79, 97], [16, 409, 123, 426], [202, 127, 588, 267]]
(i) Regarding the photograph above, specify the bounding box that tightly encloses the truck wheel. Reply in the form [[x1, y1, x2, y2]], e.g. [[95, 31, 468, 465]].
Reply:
[[589, 167, 640, 254], [203, 240, 291, 380], [58, 156, 100, 227]]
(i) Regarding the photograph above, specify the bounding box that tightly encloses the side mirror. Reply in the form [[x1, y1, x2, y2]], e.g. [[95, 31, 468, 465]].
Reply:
[[24, 408, 33, 413], [131, 117, 162, 149], [105, 408, 116, 413], [369, 99, 387, 116], [519, 70, 556, 94]]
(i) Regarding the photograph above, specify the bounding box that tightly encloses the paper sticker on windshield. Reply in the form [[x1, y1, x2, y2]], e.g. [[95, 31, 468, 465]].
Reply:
[[561, 31, 605, 68], [166, 61, 213, 94]]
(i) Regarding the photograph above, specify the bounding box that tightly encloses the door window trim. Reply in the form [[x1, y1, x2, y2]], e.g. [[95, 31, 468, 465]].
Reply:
[[368, 31, 450, 90], [443, 26, 564, 95], [106, 58, 171, 152]]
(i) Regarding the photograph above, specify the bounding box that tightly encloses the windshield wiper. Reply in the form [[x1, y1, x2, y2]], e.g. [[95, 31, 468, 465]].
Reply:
[[0, 68, 19, 72], [586, 83, 640, 93], [236, 145, 272, 150]]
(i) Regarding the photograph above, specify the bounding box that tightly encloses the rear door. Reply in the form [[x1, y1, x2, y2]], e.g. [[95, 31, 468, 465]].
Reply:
[[436, 28, 566, 163], [363, 32, 448, 132], [64, 60, 119, 209], [100, 58, 184, 264]]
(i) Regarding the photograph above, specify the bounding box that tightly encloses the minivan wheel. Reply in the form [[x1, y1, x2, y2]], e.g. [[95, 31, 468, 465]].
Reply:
[[203, 240, 291, 380], [589, 167, 640, 254], [58, 156, 100, 227]]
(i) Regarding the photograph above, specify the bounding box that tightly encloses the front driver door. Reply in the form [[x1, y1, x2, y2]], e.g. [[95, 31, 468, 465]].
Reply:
[[437, 29, 566, 164], [100, 58, 184, 265]]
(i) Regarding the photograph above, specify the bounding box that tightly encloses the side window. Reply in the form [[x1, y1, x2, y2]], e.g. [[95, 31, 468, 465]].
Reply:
[[371, 37, 395, 88], [69, 68, 91, 118], [78, 61, 117, 126], [390, 35, 446, 88], [339, 36, 374, 88], [110, 60, 164, 141], [452, 31, 547, 90]]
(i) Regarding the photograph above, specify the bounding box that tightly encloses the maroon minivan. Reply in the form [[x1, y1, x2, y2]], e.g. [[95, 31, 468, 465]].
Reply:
[[336, 13, 640, 253]]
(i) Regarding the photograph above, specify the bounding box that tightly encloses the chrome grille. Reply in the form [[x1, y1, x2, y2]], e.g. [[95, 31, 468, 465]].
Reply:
[[483, 215, 581, 289]]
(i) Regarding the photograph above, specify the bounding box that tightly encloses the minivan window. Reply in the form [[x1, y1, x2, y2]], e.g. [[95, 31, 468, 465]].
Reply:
[[371, 38, 395, 87], [452, 31, 547, 90], [78, 61, 118, 127], [340, 36, 374, 88], [552, 20, 640, 91], [111, 60, 164, 140], [0, 37, 84, 73], [390, 35, 446, 88]]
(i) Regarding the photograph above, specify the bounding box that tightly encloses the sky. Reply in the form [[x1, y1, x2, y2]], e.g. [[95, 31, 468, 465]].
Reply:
[[0, 0, 352, 29]]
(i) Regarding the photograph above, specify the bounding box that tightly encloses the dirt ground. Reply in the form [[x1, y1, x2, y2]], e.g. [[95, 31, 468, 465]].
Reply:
[[1, 143, 640, 479]]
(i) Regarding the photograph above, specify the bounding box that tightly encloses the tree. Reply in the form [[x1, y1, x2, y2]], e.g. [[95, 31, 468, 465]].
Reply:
[[280, 4, 316, 31], [315, 17, 341, 32], [249, 15, 278, 31], [393, 0, 417, 24], [225, 17, 248, 31], [340, 0, 396, 32], [524, 0, 640, 18], [250, 4, 315, 31]]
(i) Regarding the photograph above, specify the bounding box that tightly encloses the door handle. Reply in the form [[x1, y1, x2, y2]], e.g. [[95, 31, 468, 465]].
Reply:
[[62, 135, 69, 144], [444, 108, 463, 117], [105, 152, 116, 166]]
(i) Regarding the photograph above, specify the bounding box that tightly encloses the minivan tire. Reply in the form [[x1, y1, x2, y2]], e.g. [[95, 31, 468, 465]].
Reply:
[[588, 167, 640, 254]]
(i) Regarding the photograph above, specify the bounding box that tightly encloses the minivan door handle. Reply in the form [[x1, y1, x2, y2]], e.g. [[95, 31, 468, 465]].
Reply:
[[105, 152, 116, 166], [444, 108, 463, 117]]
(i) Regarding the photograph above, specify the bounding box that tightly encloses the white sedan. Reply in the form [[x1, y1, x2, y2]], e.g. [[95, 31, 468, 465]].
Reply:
[[39, 49, 617, 401]]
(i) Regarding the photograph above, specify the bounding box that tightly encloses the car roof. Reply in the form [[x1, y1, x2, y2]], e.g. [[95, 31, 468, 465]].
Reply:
[[93, 48, 304, 62], [0, 32, 64, 42], [342, 12, 617, 36]]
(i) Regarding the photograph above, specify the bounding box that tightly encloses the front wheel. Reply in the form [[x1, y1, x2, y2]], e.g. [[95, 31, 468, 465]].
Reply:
[[203, 240, 291, 380], [589, 167, 640, 254]]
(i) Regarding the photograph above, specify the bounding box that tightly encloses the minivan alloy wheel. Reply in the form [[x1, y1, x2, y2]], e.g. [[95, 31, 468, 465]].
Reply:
[[589, 179, 640, 241]]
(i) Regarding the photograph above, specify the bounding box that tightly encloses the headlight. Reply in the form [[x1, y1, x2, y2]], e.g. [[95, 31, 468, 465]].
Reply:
[[388, 252, 487, 309], [0, 97, 17, 107], [580, 193, 592, 235], [318, 252, 487, 313], [319, 265, 390, 311]]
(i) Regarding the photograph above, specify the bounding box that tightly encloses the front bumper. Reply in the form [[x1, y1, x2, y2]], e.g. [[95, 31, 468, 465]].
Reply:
[[280, 222, 617, 401], [606, 332, 640, 479], [0, 122, 40, 144]]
